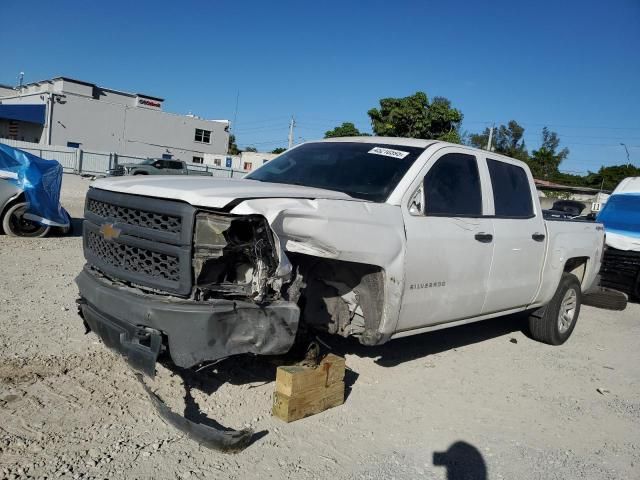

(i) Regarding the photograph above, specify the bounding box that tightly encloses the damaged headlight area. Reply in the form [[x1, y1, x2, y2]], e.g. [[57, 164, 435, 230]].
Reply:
[[193, 212, 285, 303]]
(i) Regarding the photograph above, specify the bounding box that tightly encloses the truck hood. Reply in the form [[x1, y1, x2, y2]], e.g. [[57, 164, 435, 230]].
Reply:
[[92, 176, 356, 209]]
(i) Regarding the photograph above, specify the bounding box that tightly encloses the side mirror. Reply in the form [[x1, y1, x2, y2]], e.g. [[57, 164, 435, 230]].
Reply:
[[409, 185, 424, 216]]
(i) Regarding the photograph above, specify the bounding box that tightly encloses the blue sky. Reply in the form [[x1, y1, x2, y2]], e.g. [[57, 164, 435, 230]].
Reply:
[[2, 0, 639, 173]]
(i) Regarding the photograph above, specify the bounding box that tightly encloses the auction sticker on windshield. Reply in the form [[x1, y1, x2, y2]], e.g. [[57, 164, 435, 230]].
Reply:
[[368, 147, 410, 159]]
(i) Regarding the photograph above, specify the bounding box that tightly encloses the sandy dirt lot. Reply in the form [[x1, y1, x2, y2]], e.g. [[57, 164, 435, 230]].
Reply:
[[0, 174, 639, 480]]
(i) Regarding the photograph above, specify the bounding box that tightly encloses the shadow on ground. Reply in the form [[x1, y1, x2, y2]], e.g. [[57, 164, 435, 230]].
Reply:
[[320, 311, 530, 367], [434, 441, 487, 480], [48, 217, 84, 238], [151, 311, 528, 450]]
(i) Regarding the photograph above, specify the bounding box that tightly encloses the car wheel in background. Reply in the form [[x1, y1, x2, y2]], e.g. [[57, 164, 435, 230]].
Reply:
[[2, 202, 51, 238], [528, 273, 582, 345]]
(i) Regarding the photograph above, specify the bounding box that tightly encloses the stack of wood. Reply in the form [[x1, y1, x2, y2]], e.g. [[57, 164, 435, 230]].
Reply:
[[272, 353, 346, 422]]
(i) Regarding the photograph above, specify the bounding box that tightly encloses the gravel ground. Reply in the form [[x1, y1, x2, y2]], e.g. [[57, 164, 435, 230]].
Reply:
[[0, 173, 639, 479]]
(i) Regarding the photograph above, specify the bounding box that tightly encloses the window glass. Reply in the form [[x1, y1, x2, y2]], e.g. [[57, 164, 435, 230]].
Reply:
[[487, 159, 533, 217], [246, 142, 425, 202], [423, 153, 482, 216], [195, 128, 211, 143], [192, 156, 203, 164], [169, 161, 183, 169]]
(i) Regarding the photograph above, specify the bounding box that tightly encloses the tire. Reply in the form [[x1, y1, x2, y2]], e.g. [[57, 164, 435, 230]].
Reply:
[[583, 287, 627, 311], [528, 273, 582, 345], [1, 202, 51, 238]]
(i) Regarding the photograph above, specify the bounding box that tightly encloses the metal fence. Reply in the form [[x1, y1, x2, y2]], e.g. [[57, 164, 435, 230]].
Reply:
[[0, 138, 246, 178]]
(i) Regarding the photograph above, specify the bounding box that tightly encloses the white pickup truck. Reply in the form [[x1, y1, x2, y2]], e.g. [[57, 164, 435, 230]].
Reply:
[[76, 137, 604, 377]]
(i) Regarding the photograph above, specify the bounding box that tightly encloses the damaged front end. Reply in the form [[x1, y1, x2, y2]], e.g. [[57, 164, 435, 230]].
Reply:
[[192, 211, 290, 304], [77, 189, 301, 380]]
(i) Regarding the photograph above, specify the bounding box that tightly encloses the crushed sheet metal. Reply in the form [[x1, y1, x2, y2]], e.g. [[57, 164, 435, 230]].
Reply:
[[135, 373, 254, 453], [230, 197, 407, 336]]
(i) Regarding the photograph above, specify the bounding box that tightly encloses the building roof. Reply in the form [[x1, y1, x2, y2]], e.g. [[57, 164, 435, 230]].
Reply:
[[534, 178, 610, 194], [20, 76, 165, 102]]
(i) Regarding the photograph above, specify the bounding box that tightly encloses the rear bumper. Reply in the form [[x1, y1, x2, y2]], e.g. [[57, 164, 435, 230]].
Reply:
[[76, 268, 300, 374]]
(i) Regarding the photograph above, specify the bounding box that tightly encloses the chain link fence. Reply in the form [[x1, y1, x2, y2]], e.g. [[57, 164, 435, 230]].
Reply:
[[0, 139, 246, 178]]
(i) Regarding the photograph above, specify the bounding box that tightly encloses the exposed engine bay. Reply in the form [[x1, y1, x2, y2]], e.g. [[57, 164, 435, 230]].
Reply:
[[191, 211, 385, 345], [192, 213, 282, 303]]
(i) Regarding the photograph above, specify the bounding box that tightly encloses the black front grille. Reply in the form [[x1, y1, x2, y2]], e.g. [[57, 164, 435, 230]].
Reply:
[[600, 248, 640, 297], [87, 199, 181, 233], [86, 230, 180, 282], [83, 188, 195, 295]]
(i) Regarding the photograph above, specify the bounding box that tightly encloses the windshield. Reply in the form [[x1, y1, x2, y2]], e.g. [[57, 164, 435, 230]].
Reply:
[[140, 159, 156, 165], [245, 142, 426, 202]]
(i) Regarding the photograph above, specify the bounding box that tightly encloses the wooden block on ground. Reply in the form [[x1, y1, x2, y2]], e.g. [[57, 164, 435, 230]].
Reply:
[[275, 353, 345, 396], [272, 354, 346, 422]]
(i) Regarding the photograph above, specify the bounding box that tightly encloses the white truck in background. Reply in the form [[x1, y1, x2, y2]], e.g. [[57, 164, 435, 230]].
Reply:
[[76, 137, 605, 376], [597, 176, 640, 299]]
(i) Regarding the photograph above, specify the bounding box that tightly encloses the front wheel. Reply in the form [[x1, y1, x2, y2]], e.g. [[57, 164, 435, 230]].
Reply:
[[528, 273, 582, 345], [2, 202, 51, 238]]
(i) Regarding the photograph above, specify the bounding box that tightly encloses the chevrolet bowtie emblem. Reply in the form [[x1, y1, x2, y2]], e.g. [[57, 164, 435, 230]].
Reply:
[[99, 223, 121, 240]]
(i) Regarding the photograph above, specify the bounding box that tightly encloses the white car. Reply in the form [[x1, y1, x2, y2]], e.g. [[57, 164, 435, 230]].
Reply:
[[76, 137, 604, 376]]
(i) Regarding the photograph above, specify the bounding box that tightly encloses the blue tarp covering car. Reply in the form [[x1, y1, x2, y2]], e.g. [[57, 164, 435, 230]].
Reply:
[[0, 143, 70, 235], [597, 177, 640, 252], [597, 194, 640, 240]]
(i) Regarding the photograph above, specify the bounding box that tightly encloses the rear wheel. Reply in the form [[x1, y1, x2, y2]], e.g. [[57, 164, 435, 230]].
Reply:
[[2, 202, 51, 238], [528, 273, 581, 345]]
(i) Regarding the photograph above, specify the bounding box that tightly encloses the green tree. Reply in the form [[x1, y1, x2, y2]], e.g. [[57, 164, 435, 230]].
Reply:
[[244, 146, 258, 152], [324, 122, 368, 138], [228, 134, 240, 155], [529, 127, 569, 178], [271, 147, 287, 154], [469, 120, 529, 161], [584, 164, 640, 191], [367, 92, 463, 143]]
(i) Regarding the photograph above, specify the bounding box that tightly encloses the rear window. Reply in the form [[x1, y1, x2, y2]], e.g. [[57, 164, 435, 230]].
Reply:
[[487, 159, 533, 218], [246, 142, 426, 202]]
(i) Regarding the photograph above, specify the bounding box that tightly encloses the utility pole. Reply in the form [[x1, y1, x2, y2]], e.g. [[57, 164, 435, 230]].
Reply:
[[620, 143, 631, 168], [232, 90, 239, 133], [18, 72, 24, 94], [288, 116, 295, 149], [486, 123, 494, 151]]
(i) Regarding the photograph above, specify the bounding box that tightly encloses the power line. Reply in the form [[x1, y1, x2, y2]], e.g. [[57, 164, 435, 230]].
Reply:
[[235, 125, 288, 134], [234, 116, 291, 127], [463, 119, 640, 131]]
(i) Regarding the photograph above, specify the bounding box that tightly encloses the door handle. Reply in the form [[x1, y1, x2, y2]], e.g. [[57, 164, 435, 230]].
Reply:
[[474, 232, 493, 243], [532, 233, 545, 242]]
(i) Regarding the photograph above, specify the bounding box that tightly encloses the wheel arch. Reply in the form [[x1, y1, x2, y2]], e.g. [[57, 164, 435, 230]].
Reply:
[[563, 256, 590, 288], [286, 252, 387, 346]]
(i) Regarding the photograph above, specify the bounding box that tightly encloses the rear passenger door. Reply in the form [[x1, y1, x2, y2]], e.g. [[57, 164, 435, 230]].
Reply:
[[481, 157, 546, 313], [398, 147, 495, 331]]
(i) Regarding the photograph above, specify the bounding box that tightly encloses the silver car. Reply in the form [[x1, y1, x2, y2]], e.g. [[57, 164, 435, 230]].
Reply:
[[0, 176, 53, 237]]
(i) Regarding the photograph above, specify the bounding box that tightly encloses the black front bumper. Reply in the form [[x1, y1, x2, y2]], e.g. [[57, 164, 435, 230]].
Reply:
[[76, 268, 300, 375]]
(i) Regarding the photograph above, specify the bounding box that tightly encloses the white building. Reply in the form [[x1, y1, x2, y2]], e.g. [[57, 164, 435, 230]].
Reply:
[[0, 77, 229, 162], [203, 151, 279, 172]]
